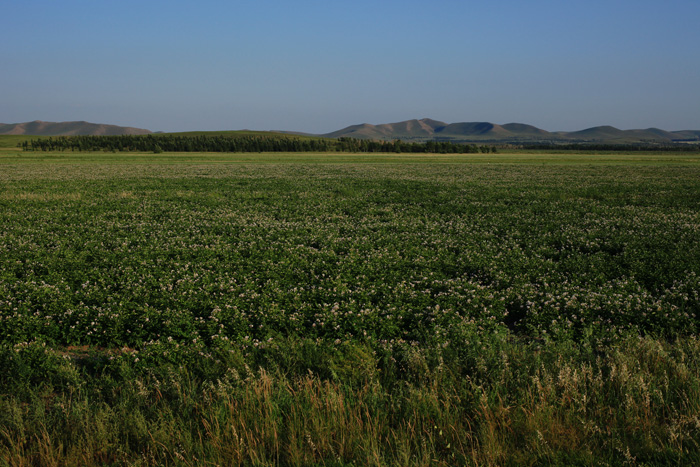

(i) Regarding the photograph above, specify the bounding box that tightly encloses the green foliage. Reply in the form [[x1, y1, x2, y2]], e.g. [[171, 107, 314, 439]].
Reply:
[[0, 340, 82, 395], [1, 336, 700, 465], [20, 134, 495, 154], [1, 159, 700, 464], [0, 135, 39, 149], [521, 141, 700, 152], [1, 163, 698, 350]]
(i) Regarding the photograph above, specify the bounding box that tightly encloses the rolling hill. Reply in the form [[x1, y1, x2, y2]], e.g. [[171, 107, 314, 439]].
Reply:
[[322, 118, 700, 144], [3, 118, 699, 145], [0, 120, 151, 136]]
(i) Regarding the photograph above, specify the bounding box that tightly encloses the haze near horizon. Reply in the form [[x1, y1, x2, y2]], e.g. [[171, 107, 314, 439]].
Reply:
[[2, 0, 699, 134]]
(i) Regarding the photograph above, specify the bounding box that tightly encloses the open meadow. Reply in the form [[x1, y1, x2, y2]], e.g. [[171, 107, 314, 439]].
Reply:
[[1, 149, 700, 465]]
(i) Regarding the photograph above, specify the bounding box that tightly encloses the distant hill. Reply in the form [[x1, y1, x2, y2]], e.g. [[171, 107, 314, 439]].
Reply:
[[5, 118, 699, 145], [0, 120, 151, 136], [323, 119, 448, 140], [322, 118, 700, 144]]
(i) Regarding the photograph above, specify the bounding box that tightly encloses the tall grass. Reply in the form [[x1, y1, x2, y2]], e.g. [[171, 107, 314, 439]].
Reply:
[[2, 335, 700, 466]]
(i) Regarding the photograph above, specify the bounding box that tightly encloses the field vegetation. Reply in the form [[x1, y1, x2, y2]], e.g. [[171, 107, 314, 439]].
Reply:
[[1, 150, 700, 465]]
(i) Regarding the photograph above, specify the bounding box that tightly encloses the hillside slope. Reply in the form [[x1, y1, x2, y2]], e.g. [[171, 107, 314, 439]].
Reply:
[[0, 120, 152, 136], [323, 119, 700, 144]]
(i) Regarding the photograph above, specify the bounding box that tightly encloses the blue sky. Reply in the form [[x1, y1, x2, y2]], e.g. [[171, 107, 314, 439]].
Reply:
[[3, 0, 699, 133]]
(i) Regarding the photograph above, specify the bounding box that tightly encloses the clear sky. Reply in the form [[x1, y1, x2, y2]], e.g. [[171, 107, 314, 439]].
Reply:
[[3, 0, 699, 133]]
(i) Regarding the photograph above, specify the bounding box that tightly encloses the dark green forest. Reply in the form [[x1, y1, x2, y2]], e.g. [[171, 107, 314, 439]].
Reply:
[[519, 142, 700, 152], [19, 134, 497, 154]]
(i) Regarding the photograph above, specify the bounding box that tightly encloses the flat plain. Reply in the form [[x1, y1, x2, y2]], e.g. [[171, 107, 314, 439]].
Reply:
[[2, 149, 700, 465]]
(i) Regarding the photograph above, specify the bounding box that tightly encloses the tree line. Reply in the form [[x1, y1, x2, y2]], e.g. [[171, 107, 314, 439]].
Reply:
[[519, 142, 700, 152], [19, 134, 497, 154]]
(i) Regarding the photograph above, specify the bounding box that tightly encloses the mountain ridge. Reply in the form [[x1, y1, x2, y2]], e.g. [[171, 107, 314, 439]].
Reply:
[[3, 119, 700, 144], [321, 118, 700, 144], [0, 120, 152, 136]]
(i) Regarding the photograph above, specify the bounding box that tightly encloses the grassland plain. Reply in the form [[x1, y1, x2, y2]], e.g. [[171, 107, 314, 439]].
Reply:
[[1, 150, 700, 466]]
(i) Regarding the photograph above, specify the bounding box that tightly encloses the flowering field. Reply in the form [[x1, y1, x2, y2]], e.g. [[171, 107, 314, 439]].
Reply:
[[2, 160, 699, 349], [2, 154, 700, 465]]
